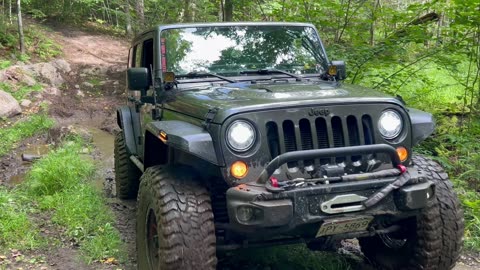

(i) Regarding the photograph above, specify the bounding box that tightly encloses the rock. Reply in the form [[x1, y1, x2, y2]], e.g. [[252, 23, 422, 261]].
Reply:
[[21, 73, 36, 86], [113, 80, 119, 85], [76, 90, 85, 97], [23, 62, 64, 87], [0, 70, 7, 81], [20, 99, 32, 107], [0, 90, 22, 117], [82, 82, 94, 88], [43, 87, 60, 96], [74, 84, 80, 89], [0, 67, 36, 86], [82, 66, 108, 76], [70, 126, 93, 143], [51, 59, 71, 73], [18, 59, 71, 87]]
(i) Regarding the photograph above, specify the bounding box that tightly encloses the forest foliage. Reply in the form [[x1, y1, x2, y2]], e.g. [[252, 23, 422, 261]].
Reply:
[[1, 0, 480, 248]]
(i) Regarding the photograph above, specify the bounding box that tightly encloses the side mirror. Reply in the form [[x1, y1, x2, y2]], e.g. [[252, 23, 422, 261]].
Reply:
[[127, 67, 149, 91], [329, 61, 347, 80]]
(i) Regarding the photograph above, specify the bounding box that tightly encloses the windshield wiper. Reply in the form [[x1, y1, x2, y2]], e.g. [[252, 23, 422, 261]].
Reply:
[[240, 69, 304, 82], [177, 71, 236, 83]]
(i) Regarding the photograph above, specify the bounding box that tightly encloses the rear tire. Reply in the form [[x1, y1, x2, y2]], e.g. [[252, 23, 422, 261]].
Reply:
[[136, 165, 217, 270], [359, 154, 464, 270], [114, 131, 141, 199]]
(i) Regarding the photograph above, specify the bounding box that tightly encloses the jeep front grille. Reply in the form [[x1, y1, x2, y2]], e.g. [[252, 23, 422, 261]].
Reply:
[[266, 115, 375, 171]]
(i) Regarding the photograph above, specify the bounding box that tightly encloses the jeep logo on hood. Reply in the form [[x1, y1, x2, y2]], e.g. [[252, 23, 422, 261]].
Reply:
[[308, 108, 330, 117]]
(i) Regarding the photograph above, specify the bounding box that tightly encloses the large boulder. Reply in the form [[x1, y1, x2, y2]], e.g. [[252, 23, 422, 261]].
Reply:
[[20, 59, 71, 87], [0, 59, 71, 88], [24, 62, 64, 86], [0, 67, 37, 86], [0, 90, 22, 117]]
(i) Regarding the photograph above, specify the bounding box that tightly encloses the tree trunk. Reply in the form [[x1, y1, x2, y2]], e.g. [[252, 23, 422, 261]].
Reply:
[[136, 0, 145, 30], [9, 0, 12, 24], [224, 0, 233, 22], [125, 0, 133, 36], [369, 0, 380, 46], [16, 0, 25, 54], [183, 0, 191, 22]]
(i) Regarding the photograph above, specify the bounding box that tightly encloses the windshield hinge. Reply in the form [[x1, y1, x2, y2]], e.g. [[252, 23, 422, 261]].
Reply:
[[203, 107, 219, 129]]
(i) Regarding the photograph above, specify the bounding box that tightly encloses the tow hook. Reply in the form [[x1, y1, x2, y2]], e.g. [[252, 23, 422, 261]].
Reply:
[[397, 164, 407, 174], [270, 177, 279, 188]]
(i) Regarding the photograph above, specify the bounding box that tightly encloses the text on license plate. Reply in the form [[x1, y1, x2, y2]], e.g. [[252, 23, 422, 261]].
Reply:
[[316, 216, 373, 237]]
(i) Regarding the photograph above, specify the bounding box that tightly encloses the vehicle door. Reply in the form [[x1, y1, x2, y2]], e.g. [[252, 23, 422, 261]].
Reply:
[[127, 35, 155, 160]]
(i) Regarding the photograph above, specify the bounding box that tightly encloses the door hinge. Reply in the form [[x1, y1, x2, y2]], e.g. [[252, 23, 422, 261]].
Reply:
[[203, 107, 219, 129]]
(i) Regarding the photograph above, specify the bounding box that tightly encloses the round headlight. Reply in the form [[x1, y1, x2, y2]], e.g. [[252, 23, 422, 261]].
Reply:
[[378, 110, 403, 139], [227, 120, 256, 152]]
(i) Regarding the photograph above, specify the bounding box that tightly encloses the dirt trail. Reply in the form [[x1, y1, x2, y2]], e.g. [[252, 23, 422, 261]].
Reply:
[[0, 22, 137, 270], [45, 25, 138, 270], [2, 21, 477, 270]]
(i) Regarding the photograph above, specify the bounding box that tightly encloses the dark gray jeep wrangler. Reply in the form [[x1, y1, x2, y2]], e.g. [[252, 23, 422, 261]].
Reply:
[[115, 22, 464, 270]]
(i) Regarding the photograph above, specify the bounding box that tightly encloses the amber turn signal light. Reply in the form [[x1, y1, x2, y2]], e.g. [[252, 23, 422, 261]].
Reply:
[[396, 146, 408, 162], [231, 161, 248, 179], [158, 131, 168, 143]]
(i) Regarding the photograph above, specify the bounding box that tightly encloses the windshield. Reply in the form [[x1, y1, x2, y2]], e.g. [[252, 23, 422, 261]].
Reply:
[[160, 25, 328, 77]]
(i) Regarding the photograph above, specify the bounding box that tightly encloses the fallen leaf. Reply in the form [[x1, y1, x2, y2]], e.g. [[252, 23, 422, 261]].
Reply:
[[103, 257, 117, 264]]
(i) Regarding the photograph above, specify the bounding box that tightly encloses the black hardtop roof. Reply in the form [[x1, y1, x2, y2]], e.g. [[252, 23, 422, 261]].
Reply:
[[132, 22, 315, 43]]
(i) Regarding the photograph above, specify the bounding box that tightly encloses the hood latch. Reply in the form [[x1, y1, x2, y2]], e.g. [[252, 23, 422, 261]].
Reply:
[[203, 107, 219, 129]]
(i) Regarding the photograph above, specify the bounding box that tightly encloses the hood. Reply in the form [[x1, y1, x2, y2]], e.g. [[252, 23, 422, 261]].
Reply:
[[164, 81, 403, 123]]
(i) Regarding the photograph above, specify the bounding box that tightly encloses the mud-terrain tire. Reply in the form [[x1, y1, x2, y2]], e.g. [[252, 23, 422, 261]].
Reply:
[[114, 131, 141, 199], [359, 154, 464, 270], [136, 165, 217, 270]]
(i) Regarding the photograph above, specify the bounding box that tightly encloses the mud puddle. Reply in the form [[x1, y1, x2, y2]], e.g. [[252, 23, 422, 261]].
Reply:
[[6, 144, 50, 185], [87, 127, 115, 193], [86, 126, 137, 270]]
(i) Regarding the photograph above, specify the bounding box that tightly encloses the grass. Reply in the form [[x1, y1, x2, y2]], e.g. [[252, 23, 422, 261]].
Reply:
[[1, 20, 62, 61], [0, 60, 11, 69], [0, 82, 44, 101], [25, 138, 126, 263], [0, 187, 41, 251], [355, 61, 466, 114], [0, 132, 125, 263], [0, 114, 54, 157]]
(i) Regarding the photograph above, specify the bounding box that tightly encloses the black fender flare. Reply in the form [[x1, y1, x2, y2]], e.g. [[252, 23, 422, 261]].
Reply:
[[116, 106, 141, 156], [145, 120, 220, 166], [408, 108, 435, 146]]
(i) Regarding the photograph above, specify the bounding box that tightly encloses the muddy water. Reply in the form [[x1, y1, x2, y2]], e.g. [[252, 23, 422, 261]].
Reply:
[[7, 144, 51, 184], [23, 144, 50, 156], [86, 127, 115, 192], [87, 127, 137, 269]]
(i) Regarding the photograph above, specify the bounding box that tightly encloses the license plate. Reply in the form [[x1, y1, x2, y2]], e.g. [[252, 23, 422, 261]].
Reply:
[[316, 216, 373, 237]]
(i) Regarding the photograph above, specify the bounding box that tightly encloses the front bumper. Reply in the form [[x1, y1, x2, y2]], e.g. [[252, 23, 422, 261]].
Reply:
[[225, 145, 435, 235]]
